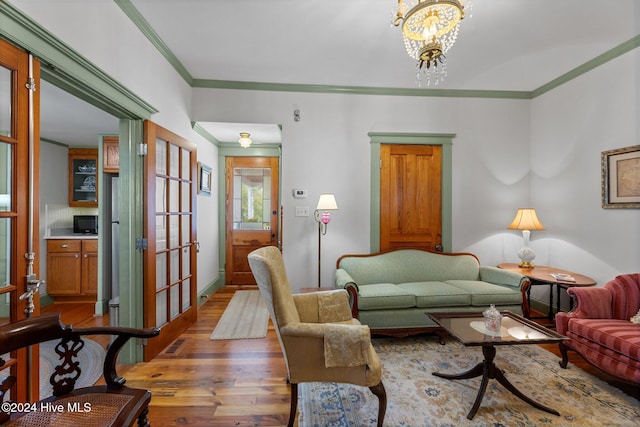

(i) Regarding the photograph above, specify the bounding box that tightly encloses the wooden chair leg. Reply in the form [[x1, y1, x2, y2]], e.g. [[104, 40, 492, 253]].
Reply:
[[288, 382, 298, 427], [558, 341, 570, 369], [137, 406, 150, 427], [369, 381, 387, 427]]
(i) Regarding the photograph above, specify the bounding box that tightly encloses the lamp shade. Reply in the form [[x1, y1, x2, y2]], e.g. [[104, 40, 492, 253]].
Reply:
[[316, 193, 338, 210], [507, 208, 545, 231]]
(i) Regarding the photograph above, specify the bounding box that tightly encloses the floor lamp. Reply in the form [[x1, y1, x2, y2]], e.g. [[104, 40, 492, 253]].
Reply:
[[314, 193, 338, 287]]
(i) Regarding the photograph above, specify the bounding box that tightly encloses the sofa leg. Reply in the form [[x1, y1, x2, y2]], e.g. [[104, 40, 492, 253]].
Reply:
[[558, 341, 570, 369], [369, 381, 387, 427], [288, 382, 298, 427]]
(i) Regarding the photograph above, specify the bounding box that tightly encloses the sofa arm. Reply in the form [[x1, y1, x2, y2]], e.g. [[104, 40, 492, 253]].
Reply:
[[568, 287, 613, 319], [335, 268, 356, 289], [480, 266, 531, 317], [335, 268, 360, 318], [555, 287, 613, 335], [480, 266, 526, 288]]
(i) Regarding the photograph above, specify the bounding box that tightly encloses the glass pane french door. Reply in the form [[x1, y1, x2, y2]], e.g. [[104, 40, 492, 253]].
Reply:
[[0, 38, 41, 403], [143, 121, 197, 361]]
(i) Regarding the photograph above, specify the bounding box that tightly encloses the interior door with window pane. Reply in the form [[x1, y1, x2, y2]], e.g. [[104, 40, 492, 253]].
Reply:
[[225, 157, 279, 285], [143, 121, 197, 361], [0, 38, 41, 403]]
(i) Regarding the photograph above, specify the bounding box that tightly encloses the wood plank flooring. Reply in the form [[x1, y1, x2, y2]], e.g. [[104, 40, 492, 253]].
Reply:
[[43, 289, 638, 426]]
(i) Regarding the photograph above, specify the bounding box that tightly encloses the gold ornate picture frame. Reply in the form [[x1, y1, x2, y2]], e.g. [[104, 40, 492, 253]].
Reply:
[[601, 145, 640, 209]]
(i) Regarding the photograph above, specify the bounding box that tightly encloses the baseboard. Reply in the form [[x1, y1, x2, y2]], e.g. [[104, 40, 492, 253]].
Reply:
[[39, 293, 55, 307], [530, 298, 551, 316], [198, 272, 225, 305]]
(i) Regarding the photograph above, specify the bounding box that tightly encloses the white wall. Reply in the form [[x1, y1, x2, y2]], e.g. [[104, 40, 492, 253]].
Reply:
[[531, 49, 640, 297], [192, 89, 532, 290], [14, 0, 638, 302], [11, 0, 221, 295]]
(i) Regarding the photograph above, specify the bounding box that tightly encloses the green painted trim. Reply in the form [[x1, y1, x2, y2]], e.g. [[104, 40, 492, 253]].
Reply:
[[532, 34, 640, 98], [369, 133, 454, 253], [0, 1, 157, 119], [40, 137, 68, 148], [191, 122, 221, 147], [114, 0, 193, 85], [116, 119, 146, 364], [198, 275, 225, 305], [193, 79, 531, 99], [39, 293, 55, 307], [218, 144, 282, 157], [116, 0, 640, 100]]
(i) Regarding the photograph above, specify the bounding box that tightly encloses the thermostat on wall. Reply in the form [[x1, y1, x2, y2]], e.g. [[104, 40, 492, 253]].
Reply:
[[292, 189, 308, 199]]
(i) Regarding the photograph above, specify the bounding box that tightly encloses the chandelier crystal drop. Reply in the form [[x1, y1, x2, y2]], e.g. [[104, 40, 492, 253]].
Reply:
[[393, 0, 471, 86]]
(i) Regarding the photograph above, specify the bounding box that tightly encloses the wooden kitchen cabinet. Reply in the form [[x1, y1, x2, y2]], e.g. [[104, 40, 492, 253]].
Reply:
[[69, 148, 98, 207], [103, 135, 119, 173], [47, 239, 98, 301]]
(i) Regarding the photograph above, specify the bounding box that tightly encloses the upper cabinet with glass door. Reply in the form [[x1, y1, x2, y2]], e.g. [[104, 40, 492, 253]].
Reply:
[[69, 148, 98, 207]]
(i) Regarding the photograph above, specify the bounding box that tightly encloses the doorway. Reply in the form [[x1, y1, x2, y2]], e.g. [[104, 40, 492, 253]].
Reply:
[[369, 132, 454, 253], [224, 156, 280, 285], [380, 144, 442, 251]]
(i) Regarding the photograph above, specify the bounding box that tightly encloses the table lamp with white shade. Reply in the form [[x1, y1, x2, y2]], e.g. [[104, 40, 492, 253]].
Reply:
[[507, 208, 545, 268]]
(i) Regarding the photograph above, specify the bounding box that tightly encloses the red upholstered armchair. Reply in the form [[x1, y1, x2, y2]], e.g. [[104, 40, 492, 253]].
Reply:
[[555, 273, 640, 385]]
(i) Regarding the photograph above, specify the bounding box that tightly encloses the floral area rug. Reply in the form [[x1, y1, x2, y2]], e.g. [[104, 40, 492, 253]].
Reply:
[[299, 336, 639, 426]]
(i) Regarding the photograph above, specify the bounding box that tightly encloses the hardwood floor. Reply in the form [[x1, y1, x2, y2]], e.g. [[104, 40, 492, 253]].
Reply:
[[42, 291, 638, 426]]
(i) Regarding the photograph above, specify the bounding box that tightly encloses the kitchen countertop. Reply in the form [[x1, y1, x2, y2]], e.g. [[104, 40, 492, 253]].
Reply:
[[46, 228, 98, 239]]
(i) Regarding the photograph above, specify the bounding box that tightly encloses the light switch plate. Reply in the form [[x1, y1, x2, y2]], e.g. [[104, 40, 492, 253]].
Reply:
[[295, 206, 310, 217]]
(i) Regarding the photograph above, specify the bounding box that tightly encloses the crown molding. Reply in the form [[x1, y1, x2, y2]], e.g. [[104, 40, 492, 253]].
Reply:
[[531, 34, 640, 98], [114, 0, 194, 85], [191, 121, 220, 146], [117, 2, 640, 100], [0, 1, 157, 119], [191, 79, 532, 99]]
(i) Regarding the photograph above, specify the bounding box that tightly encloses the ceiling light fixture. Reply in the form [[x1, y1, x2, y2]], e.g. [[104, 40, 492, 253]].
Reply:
[[393, 0, 471, 87], [238, 132, 252, 148]]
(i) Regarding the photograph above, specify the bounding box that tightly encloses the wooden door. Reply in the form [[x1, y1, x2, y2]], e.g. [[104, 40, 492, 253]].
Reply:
[[143, 121, 198, 361], [0, 38, 41, 403], [380, 144, 442, 251], [225, 157, 279, 285]]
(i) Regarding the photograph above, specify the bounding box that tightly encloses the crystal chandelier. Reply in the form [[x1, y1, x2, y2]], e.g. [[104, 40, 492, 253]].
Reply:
[[393, 0, 471, 86]]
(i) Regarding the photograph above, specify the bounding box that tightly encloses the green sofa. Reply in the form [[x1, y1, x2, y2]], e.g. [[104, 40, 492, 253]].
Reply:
[[335, 249, 530, 340]]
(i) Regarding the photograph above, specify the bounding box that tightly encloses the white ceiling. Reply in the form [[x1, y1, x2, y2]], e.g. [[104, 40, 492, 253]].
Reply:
[[40, 0, 640, 146]]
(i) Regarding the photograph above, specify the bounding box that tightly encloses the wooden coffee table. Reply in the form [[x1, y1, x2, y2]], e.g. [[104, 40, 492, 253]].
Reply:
[[427, 311, 568, 420]]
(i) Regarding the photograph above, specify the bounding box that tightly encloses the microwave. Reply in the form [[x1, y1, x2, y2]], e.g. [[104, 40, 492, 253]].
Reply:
[[73, 215, 98, 234]]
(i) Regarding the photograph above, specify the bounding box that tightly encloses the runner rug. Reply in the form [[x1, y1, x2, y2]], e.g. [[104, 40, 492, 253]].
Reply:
[[299, 336, 639, 426], [210, 290, 269, 340], [39, 337, 105, 400]]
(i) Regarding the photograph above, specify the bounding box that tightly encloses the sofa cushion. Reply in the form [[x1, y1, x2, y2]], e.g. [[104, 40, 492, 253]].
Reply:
[[357, 283, 416, 310], [397, 282, 471, 308], [567, 318, 640, 362], [444, 280, 523, 306]]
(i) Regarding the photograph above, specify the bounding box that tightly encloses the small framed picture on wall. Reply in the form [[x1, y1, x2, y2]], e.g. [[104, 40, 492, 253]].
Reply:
[[601, 145, 640, 208], [198, 162, 212, 196]]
